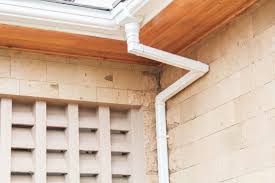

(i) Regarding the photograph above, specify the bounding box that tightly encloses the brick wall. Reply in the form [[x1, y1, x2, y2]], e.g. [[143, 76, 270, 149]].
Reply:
[[161, 0, 275, 182], [0, 48, 159, 182]]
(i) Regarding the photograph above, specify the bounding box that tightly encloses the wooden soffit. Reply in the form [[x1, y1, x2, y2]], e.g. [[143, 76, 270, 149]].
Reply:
[[0, 0, 257, 65]]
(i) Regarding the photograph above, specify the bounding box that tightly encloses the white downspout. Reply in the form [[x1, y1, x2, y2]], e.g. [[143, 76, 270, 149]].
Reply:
[[124, 22, 209, 183]]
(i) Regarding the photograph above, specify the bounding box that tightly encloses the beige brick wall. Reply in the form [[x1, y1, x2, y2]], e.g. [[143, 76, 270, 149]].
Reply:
[[161, 0, 275, 182], [0, 47, 159, 181]]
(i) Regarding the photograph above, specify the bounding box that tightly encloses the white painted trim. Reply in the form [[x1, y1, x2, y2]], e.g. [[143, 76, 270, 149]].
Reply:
[[113, 0, 150, 25], [98, 107, 112, 183], [66, 104, 80, 183], [0, 0, 124, 40], [0, 14, 124, 40], [0, 0, 173, 40], [0, 98, 12, 183], [33, 101, 47, 183], [0, 0, 112, 19], [43, 0, 116, 10]]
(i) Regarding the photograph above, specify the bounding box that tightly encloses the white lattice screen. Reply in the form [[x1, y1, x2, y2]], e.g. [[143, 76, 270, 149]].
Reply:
[[0, 98, 145, 183]]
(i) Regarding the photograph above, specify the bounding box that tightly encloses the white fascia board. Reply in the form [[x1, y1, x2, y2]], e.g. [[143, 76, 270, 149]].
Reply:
[[112, 0, 149, 25], [0, 13, 125, 40], [46, 0, 114, 10], [0, 0, 125, 40], [112, 0, 173, 26], [2, 0, 112, 19], [0, 0, 174, 40]]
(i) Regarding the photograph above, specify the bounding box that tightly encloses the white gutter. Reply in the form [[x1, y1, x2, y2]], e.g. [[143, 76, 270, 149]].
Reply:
[[0, 0, 173, 40], [124, 22, 209, 183]]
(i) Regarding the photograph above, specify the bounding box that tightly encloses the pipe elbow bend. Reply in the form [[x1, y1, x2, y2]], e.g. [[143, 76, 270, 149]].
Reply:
[[127, 42, 138, 53], [127, 42, 143, 54], [199, 63, 210, 73], [155, 96, 165, 106]]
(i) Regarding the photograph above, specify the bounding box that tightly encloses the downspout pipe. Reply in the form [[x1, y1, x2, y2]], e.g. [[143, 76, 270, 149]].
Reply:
[[124, 22, 209, 183]]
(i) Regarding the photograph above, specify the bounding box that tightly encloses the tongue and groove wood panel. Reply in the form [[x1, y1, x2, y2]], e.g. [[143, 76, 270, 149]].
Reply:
[[140, 0, 257, 55], [0, 98, 145, 183], [0, 0, 257, 64]]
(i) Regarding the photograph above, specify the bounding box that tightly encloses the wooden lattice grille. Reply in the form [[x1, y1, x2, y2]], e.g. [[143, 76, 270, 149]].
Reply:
[[0, 98, 145, 183]]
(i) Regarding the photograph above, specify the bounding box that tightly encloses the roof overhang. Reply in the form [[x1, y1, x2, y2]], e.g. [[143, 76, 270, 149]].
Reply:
[[0, 0, 172, 40], [0, 0, 258, 65]]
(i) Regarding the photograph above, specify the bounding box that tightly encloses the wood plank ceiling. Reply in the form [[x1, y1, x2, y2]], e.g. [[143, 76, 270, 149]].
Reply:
[[0, 0, 257, 65]]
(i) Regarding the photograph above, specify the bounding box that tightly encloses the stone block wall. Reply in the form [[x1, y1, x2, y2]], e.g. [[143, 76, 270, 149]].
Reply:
[[161, 0, 275, 182], [0, 48, 160, 182], [0, 0, 274, 182]]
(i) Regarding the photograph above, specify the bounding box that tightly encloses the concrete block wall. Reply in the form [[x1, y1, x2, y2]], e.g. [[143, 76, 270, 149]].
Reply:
[[0, 48, 159, 182], [0, 48, 158, 105], [1, 0, 273, 182], [161, 0, 275, 182]]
